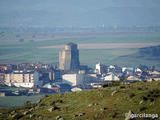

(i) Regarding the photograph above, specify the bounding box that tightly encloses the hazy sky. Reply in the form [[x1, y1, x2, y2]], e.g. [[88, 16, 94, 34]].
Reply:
[[0, 0, 160, 27]]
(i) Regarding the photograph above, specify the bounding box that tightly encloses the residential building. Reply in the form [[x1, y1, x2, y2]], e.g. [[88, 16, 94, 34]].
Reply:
[[126, 75, 141, 81], [62, 73, 84, 86], [95, 63, 106, 75], [104, 72, 120, 81], [4, 70, 41, 88]]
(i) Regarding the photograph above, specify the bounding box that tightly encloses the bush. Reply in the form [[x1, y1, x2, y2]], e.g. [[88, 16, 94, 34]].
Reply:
[[25, 101, 31, 106], [129, 93, 135, 98], [149, 98, 154, 102], [142, 96, 148, 101], [40, 103, 46, 107], [45, 95, 49, 97], [139, 107, 147, 111], [137, 87, 142, 90], [102, 84, 108, 88], [120, 86, 125, 89], [13, 113, 23, 119]]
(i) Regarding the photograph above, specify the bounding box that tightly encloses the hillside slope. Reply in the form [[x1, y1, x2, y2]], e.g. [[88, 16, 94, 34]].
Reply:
[[114, 45, 160, 67], [0, 81, 160, 120]]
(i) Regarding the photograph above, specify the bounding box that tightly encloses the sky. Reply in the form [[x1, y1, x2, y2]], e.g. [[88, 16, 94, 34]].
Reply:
[[0, 0, 160, 27]]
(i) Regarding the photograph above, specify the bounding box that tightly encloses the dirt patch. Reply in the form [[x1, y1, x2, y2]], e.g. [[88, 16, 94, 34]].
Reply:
[[40, 43, 160, 49]]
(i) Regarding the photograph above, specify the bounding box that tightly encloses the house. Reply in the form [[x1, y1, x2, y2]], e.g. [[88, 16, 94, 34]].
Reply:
[[95, 63, 106, 75], [90, 83, 102, 88], [62, 73, 85, 86], [148, 77, 160, 82], [71, 87, 82, 92], [126, 75, 141, 82], [135, 68, 142, 73], [122, 67, 134, 75], [4, 70, 42, 88], [104, 72, 120, 81], [0, 92, 5, 97]]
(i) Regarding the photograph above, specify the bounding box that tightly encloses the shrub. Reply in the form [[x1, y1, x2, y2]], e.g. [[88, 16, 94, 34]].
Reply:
[[120, 86, 125, 89], [45, 95, 49, 97], [142, 96, 148, 101], [40, 103, 46, 107], [102, 84, 108, 88], [129, 93, 135, 98], [25, 101, 31, 106], [137, 87, 142, 90], [149, 98, 154, 102], [139, 107, 147, 111]]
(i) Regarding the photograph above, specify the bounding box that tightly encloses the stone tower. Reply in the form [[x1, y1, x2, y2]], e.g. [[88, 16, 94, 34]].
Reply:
[[59, 43, 80, 71]]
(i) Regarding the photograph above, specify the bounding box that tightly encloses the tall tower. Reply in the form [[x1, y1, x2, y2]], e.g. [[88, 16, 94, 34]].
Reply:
[[59, 43, 80, 71]]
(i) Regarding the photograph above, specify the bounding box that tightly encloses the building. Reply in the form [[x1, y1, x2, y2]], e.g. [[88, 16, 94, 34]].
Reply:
[[126, 75, 141, 82], [71, 87, 82, 92], [0, 92, 5, 97], [59, 43, 80, 71], [49, 70, 61, 82], [95, 63, 106, 75], [4, 70, 41, 88], [104, 72, 120, 81], [62, 73, 84, 86]]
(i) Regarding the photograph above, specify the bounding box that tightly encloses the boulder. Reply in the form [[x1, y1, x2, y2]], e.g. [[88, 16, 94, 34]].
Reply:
[[111, 90, 118, 96], [56, 115, 61, 120], [58, 118, 64, 120], [48, 107, 54, 112], [29, 108, 34, 112], [139, 100, 143, 104], [79, 113, 85, 116], [23, 111, 30, 115], [88, 103, 93, 107], [100, 107, 107, 111]]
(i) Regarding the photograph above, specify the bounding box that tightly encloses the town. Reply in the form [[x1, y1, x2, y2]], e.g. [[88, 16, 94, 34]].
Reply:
[[0, 43, 160, 96]]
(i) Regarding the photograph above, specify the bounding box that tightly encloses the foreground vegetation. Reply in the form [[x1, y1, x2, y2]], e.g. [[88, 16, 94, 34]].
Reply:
[[0, 81, 160, 120]]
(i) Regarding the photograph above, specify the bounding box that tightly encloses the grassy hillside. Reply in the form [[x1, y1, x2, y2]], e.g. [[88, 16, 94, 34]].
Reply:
[[0, 81, 160, 120]]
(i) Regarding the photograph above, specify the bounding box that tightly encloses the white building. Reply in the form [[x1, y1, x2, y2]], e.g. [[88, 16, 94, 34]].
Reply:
[[71, 87, 82, 92], [149, 71, 160, 75], [4, 71, 41, 88], [122, 67, 134, 73], [135, 68, 142, 73], [95, 63, 106, 75], [104, 73, 120, 81], [90, 83, 102, 88], [127, 76, 141, 81], [108, 65, 115, 69], [62, 74, 84, 86]]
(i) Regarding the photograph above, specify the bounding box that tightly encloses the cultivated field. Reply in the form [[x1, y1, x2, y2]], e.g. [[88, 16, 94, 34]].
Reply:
[[0, 32, 160, 67], [40, 42, 160, 49]]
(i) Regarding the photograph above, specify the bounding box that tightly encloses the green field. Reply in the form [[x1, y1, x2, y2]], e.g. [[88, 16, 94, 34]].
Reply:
[[0, 32, 160, 67]]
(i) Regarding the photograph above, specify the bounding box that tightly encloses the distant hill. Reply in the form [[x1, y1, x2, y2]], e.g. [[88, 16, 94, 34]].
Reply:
[[139, 45, 160, 57], [113, 45, 160, 67], [0, 0, 160, 27], [0, 81, 160, 120]]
